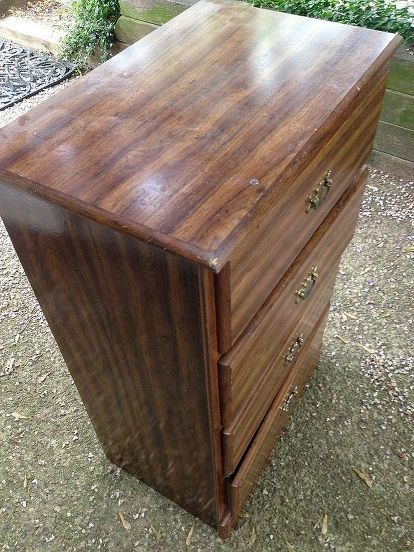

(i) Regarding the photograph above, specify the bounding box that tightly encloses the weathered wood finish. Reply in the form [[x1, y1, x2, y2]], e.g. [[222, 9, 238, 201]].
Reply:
[[0, 184, 225, 527], [0, 0, 402, 538], [219, 169, 367, 428]]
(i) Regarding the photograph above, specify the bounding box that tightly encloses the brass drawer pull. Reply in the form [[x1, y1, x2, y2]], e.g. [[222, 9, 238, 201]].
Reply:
[[281, 386, 298, 412], [306, 170, 333, 212], [295, 266, 319, 303], [284, 334, 304, 364]]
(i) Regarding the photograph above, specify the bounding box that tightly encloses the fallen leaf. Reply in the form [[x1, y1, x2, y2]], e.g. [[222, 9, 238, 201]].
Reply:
[[248, 526, 256, 546], [353, 467, 373, 488], [14, 335, 20, 344], [11, 411, 28, 420], [321, 513, 328, 535], [23, 474, 27, 489], [381, 312, 391, 318], [118, 511, 131, 530], [403, 245, 414, 253], [38, 373, 50, 383], [186, 526, 194, 546], [335, 335, 350, 345], [361, 267, 371, 275], [150, 524, 162, 539], [342, 311, 358, 320], [357, 343, 376, 354]]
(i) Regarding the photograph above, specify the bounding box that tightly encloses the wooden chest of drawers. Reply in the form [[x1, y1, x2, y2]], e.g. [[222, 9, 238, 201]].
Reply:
[[0, 0, 401, 537]]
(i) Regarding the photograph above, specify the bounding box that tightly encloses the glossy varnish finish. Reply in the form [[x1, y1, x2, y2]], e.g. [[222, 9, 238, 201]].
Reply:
[[0, 0, 401, 271], [222, 266, 338, 475], [219, 169, 367, 428], [218, 71, 389, 347], [0, 0, 402, 538], [0, 184, 225, 527]]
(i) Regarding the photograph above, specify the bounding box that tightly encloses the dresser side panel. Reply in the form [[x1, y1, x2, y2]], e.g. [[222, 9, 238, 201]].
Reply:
[[0, 184, 221, 526]]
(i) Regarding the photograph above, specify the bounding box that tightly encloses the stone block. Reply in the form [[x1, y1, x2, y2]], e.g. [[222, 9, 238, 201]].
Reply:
[[374, 120, 414, 162], [381, 89, 414, 131], [388, 47, 414, 96], [114, 15, 157, 44], [0, 15, 63, 55], [119, 0, 187, 25]]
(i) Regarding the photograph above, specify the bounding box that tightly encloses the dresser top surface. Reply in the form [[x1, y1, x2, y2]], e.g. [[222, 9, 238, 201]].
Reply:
[[0, 0, 400, 270]]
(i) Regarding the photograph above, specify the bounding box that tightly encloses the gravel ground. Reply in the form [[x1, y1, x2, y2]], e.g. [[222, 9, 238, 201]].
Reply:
[[0, 91, 413, 551], [5, 0, 74, 32], [0, 79, 74, 128]]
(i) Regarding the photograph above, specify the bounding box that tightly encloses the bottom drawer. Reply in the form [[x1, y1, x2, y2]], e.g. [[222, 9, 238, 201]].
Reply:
[[228, 305, 330, 524]]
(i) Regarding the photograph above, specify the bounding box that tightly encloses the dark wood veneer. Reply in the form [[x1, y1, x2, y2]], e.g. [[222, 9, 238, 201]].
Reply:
[[0, 0, 401, 271], [0, 0, 401, 537], [0, 185, 225, 526]]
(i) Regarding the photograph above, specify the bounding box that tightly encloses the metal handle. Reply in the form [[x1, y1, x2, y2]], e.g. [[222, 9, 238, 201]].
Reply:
[[284, 334, 304, 365], [306, 170, 333, 212], [281, 386, 298, 412], [295, 266, 319, 303]]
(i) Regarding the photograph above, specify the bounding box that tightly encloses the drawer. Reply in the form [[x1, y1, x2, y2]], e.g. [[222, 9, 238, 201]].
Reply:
[[222, 278, 335, 475], [219, 168, 367, 428], [228, 306, 329, 523], [216, 71, 388, 351]]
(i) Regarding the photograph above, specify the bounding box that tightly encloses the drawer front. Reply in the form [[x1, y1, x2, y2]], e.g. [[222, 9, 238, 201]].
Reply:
[[222, 276, 335, 475], [229, 306, 329, 521], [219, 168, 367, 427], [217, 72, 387, 350]]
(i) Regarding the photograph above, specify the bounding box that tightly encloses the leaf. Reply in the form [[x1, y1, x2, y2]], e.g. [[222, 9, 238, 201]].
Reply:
[[150, 524, 162, 539], [341, 311, 358, 320], [335, 334, 350, 345], [248, 526, 256, 546], [11, 411, 28, 420], [186, 526, 194, 546], [321, 513, 328, 535], [23, 474, 27, 489], [353, 467, 373, 488], [118, 511, 131, 530], [357, 343, 376, 354], [403, 245, 414, 253], [38, 373, 50, 383]]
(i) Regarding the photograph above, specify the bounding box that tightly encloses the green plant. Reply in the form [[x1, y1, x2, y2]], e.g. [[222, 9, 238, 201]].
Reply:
[[252, 0, 414, 44], [61, 0, 120, 69]]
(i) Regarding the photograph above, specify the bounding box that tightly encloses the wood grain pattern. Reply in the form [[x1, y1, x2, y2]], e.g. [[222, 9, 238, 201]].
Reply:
[[222, 270, 337, 475], [0, 0, 401, 271], [219, 72, 388, 346], [0, 184, 225, 527], [227, 306, 330, 530], [219, 168, 368, 428], [0, 1, 401, 537]]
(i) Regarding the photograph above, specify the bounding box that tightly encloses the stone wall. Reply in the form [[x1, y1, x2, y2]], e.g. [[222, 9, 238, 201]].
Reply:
[[374, 47, 414, 167], [114, 0, 196, 49]]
